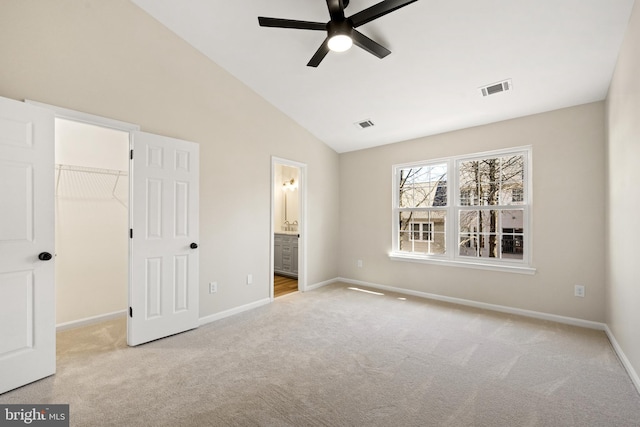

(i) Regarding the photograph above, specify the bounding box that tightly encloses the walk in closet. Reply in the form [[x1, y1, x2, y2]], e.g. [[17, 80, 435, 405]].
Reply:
[[54, 118, 129, 326]]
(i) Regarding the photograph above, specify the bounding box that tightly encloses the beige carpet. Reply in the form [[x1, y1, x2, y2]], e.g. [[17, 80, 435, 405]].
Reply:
[[1, 282, 639, 426]]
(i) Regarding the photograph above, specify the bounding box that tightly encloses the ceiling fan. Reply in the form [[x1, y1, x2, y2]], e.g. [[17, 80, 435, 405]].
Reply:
[[258, 0, 419, 67]]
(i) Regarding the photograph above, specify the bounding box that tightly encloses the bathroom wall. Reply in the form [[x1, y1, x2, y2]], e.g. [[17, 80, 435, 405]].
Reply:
[[274, 164, 300, 233]]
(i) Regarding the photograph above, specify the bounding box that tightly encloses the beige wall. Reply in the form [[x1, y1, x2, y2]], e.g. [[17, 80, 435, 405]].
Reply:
[[606, 0, 640, 385], [0, 0, 340, 318], [339, 102, 606, 321]]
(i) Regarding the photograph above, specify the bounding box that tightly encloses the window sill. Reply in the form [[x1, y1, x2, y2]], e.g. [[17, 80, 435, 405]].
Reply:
[[388, 252, 536, 275]]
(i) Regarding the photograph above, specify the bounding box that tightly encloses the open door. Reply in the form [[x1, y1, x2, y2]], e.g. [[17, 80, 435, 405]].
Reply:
[[0, 97, 55, 394], [128, 131, 199, 346]]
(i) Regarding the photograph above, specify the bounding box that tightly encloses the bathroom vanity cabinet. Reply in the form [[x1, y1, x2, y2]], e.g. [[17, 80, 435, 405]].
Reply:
[[274, 233, 298, 278]]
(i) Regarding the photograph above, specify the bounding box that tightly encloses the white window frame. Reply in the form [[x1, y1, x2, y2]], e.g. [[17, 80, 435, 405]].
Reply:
[[390, 146, 535, 275]]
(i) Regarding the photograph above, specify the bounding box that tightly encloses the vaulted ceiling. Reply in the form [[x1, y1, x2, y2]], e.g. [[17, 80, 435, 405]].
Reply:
[[132, 0, 635, 153]]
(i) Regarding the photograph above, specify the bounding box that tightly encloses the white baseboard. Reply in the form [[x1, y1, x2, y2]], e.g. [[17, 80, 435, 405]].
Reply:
[[198, 278, 339, 326], [336, 277, 607, 331], [56, 310, 127, 331], [305, 278, 337, 292], [604, 325, 640, 395], [199, 298, 271, 326]]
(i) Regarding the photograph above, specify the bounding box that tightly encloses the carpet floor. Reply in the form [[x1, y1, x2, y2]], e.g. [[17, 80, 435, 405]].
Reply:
[[1, 282, 639, 426]]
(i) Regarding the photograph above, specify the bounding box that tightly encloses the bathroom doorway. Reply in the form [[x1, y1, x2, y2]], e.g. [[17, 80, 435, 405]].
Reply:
[[271, 157, 306, 299]]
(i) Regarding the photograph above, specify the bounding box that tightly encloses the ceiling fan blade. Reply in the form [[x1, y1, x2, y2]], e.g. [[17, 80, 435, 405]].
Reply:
[[351, 29, 391, 59], [258, 17, 326, 31], [349, 0, 418, 28], [307, 39, 330, 67], [326, 0, 345, 21]]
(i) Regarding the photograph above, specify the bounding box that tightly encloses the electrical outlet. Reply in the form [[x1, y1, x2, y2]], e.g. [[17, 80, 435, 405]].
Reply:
[[574, 285, 585, 297], [247, 274, 253, 285], [209, 282, 217, 294], [357, 259, 363, 268]]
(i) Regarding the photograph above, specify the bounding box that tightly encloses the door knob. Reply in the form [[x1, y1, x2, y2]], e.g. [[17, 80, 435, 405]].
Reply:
[[38, 252, 53, 261], [190, 243, 198, 249]]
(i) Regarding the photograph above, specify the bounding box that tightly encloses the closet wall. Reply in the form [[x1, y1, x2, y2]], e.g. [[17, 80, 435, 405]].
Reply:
[[55, 118, 129, 325]]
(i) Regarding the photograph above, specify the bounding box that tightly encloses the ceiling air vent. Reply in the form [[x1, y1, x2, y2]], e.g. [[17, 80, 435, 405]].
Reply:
[[479, 79, 512, 97], [355, 119, 375, 129]]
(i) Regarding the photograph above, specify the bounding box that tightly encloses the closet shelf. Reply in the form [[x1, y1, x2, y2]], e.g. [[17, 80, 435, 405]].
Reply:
[[55, 164, 127, 176], [55, 164, 128, 208]]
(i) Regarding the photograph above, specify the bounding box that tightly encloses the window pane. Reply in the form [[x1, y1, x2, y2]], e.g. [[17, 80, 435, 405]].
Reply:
[[458, 160, 478, 205], [459, 210, 477, 233], [501, 210, 524, 259], [399, 210, 446, 255], [459, 234, 477, 257], [399, 168, 417, 208], [459, 209, 524, 260], [500, 155, 524, 205], [478, 210, 499, 233], [501, 210, 523, 230], [460, 156, 525, 206], [398, 164, 447, 208]]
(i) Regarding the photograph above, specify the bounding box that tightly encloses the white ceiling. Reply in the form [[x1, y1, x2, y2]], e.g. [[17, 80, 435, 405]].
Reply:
[[131, 0, 635, 153]]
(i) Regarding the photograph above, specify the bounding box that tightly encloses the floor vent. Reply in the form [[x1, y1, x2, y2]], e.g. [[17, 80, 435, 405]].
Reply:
[[479, 79, 512, 97], [355, 119, 375, 129]]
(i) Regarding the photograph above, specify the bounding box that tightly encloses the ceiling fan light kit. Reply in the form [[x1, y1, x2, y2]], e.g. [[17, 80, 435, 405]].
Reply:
[[258, 0, 419, 67], [328, 34, 353, 52]]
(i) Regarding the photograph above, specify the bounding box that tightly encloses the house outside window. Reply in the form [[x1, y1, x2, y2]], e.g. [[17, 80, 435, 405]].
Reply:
[[411, 222, 434, 242], [391, 147, 533, 273]]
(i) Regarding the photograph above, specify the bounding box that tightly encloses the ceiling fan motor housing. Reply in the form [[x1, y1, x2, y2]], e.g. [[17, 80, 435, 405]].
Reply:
[[327, 19, 353, 38]]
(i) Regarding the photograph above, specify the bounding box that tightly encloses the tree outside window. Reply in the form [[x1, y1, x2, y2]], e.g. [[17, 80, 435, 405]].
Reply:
[[457, 155, 525, 260]]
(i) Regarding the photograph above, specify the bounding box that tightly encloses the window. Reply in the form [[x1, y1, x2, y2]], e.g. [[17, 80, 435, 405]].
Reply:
[[397, 163, 447, 255], [391, 147, 532, 273]]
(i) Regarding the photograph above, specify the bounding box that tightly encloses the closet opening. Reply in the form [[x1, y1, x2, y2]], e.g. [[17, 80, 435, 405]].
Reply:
[[54, 117, 129, 339]]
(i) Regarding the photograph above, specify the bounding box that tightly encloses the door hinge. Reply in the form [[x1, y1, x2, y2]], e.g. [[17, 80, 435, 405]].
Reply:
[[129, 307, 133, 318], [129, 229, 133, 239], [130, 149, 133, 160]]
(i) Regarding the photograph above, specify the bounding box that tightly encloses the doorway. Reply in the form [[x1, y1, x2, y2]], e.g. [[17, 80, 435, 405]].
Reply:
[[54, 118, 129, 330], [0, 97, 201, 393], [271, 157, 307, 299]]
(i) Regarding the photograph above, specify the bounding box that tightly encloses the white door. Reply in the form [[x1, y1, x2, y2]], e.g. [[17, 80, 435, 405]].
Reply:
[[0, 97, 55, 394], [128, 132, 199, 346]]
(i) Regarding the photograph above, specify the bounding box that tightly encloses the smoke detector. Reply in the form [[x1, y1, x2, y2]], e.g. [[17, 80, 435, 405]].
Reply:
[[479, 79, 512, 97]]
